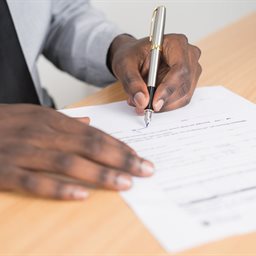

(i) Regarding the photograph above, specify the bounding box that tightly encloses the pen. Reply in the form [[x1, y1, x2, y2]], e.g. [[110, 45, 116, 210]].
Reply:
[[144, 6, 166, 127]]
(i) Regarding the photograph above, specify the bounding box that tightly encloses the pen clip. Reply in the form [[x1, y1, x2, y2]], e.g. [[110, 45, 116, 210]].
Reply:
[[149, 7, 158, 42]]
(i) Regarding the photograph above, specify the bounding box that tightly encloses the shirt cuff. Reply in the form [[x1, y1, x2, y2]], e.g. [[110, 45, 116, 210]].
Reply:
[[85, 23, 123, 87]]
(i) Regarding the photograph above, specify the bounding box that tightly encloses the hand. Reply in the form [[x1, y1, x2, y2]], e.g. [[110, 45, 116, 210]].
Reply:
[[0, 105, 154, 200], [109, 34, 202, 114]]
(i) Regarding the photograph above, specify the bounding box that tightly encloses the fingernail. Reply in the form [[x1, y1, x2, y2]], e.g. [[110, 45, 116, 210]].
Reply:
[[154, 99, 165, 112], [72, 189, 89, 200], [140, 160, 155, 176], [134, 92, 146, 107], [116, 175, 132, 189]]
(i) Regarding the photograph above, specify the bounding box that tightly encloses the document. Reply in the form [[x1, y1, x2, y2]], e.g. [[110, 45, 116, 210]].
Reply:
[[61, 86, 256, 253]]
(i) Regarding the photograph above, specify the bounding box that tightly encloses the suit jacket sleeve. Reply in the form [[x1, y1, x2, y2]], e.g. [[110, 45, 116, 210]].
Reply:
[[43, 0, 123, 86]]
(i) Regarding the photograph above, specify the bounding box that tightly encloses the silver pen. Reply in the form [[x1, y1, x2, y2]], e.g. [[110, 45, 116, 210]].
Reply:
[[144, 6, 166, 127]]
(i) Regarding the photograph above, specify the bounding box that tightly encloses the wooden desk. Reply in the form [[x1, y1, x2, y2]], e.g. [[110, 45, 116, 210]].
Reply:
[[1, 12, 256, 256]]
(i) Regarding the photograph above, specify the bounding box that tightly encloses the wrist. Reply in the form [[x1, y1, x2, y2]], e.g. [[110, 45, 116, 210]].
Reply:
[[107, 34, 136, 76]]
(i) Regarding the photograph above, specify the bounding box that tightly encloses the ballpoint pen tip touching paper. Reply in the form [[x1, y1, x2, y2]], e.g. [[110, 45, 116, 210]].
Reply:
[[144, 109, 152, 128]]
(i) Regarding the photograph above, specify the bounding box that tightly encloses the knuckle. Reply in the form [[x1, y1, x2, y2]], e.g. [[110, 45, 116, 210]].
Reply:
[[5, 143, 32, 155], [53, 182, 68, 199], [172, 65, 191, 87], [19, 173, 38, 192], [89, 132, 104, 155], [177, 34, 188, 44], [97, 168, 123, 189], [178, 65, 190, 78], [97, 167, 126, 189], [53, 153, 75, 173], [197, 63, 202, 75], [78, 128, 107, 157], [165, 85, 175, 97], [17, 126, 33, 139], [122, 152, 136, 173], [191, 45, 202, 59], [97, 167, 111, 186]]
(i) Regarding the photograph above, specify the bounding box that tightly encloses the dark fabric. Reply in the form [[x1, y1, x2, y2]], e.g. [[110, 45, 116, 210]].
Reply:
[[0, 0, 39, 104]]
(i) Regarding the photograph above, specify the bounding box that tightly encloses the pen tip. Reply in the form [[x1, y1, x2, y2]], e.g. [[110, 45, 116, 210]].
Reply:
[[144, 109, 153, 128]]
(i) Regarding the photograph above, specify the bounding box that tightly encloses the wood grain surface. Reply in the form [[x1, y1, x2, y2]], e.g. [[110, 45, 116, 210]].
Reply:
[[1, 12, 256, 256]]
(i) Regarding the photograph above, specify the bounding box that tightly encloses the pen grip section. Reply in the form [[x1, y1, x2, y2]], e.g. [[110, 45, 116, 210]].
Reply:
[[146, 86, 156, 110]]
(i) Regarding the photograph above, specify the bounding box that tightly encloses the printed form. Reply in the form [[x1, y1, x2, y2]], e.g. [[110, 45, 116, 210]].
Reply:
[[62, 86, 256, 252]]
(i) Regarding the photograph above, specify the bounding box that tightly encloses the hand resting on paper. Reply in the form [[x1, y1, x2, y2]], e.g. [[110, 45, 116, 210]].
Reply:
[[0, 105, 154, 200]]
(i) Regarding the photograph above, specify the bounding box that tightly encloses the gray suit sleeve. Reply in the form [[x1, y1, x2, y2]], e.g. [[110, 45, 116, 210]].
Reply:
[[43, 0, 123, 86]]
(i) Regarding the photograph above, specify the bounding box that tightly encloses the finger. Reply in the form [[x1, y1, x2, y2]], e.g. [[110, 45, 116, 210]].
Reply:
[[12, 108, 138, 156], [152, 35, 191, 112], [6, 148, 134, 191], [161, 91, 192, 112], [188, 46, 202, 86], [153, 65, 191, 112], [165, 45, 202, 110], [153, 41, 201, 112], [161, 63, 202, 112], [190, 45, 202, 61], [2, 136, 154, 178], [117, 62, 149, 109], [135, 107, 145, 116], [75, 117, 90, 125], [0, 165, 89, 200], [127, 97, 144, 116], [127, 97, 135, 107], [47, 112, 136, 157], [127, 97, 144, 115], [69, 124, 139, 158], [162, 34, 189, 67], [18, 151, 132, 190], [1, 114, 139, 162]]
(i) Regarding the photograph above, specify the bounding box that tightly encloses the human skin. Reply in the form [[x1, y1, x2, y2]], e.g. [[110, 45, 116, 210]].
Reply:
[[109, 34, 202, 114], [0, 105, 154, 200], [0, 34, 201, 200]]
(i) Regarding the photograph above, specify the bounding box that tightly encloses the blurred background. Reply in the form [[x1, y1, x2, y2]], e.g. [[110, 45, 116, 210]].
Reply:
[[37, 0, 256, 109]]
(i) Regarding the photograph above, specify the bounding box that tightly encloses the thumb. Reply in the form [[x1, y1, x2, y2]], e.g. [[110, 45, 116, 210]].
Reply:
[[75, 117, 90, 125], [119, 65, 149, 109]]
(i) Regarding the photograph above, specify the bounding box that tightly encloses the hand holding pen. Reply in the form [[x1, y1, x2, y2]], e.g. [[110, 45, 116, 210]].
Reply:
[[108, 6, 202, 123]]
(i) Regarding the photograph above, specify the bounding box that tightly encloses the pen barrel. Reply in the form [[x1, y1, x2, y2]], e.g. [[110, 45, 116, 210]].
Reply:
[[152, 6, 166, 47], [145, 6, 166, 112], [147, 49, 161, 88]]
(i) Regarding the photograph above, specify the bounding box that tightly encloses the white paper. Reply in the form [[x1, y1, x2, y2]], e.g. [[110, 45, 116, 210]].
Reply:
[[61, 86, 256, 253]]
